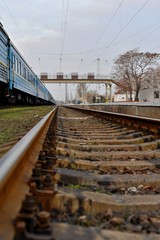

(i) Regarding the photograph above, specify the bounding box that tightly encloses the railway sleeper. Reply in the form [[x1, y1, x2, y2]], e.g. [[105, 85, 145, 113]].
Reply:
[[56, 147, 160, 161], [56, 131, 145, 139], [54, 168, 160, 190], [11, 107, 160, 239], [55, 158, 160, 173], [56, 134, 155, 145], [56, 128, 134, 135], [56, 140, 160, 152], [52, 188, 160, 213]]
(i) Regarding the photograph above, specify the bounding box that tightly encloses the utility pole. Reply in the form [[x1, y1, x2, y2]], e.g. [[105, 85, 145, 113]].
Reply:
[[97, 58, 100, 79], [65, 75, 68, 104], [97, 58, 101, 98]]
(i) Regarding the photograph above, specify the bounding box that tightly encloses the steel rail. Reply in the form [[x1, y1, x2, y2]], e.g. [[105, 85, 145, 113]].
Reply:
[[0, 107, 57, 196], [66, 106, 160, 133]]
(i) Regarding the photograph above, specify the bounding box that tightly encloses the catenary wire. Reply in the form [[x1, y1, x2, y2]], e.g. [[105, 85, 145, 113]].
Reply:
[[98, 0, 150, 58], [2, 0, 36, 65], [60, 0, 70, 72], [83, 0, 124, 60]]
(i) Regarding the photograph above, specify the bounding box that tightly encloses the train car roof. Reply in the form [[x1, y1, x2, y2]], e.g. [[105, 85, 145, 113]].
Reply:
[[0, 22, 46, 84], [0, 22, 56, 103], [0, 22, 10, 41]]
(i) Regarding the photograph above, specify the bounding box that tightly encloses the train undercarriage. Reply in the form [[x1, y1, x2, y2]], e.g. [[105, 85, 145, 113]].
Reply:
[[0, 82, 50, 106]]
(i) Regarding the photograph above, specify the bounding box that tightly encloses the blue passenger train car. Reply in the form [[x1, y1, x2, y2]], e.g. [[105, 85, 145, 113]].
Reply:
[[0, 23, 56, 105]]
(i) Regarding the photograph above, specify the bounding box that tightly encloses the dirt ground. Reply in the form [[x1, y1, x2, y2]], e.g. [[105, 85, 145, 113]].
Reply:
[[0, 106, 54, 145]]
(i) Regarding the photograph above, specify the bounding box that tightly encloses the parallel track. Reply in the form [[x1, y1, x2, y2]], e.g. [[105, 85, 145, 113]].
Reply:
[[0, 106, 160, 239]]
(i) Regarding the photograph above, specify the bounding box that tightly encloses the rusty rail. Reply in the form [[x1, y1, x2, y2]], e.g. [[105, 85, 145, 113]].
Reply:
[[0, 107, 57, 240], [1, 106, 160, 239], [66, 106, 160, 134]]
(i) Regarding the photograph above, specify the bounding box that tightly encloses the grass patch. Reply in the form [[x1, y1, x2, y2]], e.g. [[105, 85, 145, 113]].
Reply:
[[0, 106, 54, 144]]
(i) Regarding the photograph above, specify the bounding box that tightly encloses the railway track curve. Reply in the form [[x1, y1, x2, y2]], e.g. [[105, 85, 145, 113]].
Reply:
[[0, 106, 160, 240]]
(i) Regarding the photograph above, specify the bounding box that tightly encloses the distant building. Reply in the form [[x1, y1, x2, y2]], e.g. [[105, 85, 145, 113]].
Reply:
[[139, 87, 160, 102], [114, 93, 127, 102], [113, 90, 135, 102]]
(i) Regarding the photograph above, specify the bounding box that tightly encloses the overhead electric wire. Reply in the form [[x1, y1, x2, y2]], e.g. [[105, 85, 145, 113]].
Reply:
[[84, 0, 124, 59], [37, 19, 160, 59], [151, 43, 160, 51], [36, 0, 160, 61], [60, 0, 69, 72], [84, 0, 150, 74], [2, 0, 35, 63], [60, 0, 65, 72], [98, 0, 150, 58], [115, 21, 160, 46], [137, 25, 160, 45]]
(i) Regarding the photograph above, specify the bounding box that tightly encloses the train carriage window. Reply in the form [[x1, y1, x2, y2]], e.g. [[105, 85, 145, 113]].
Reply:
[[19, 62, 21, 75], [33, 77, 35, 86], [28, 72, 30, 81], [26, 71, 28, 81], [31, 75, 33, 84], [22, 66, 24, 78], [15, 58, 18, 73], [23, 67, 26, 79], [12, 54, 15, 69]]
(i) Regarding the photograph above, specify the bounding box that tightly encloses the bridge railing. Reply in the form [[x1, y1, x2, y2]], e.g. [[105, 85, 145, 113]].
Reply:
[[40, 73, 110, 81]]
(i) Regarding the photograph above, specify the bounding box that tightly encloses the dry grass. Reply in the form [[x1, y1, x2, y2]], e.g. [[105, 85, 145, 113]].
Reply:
[[0, 106, 54, 145]]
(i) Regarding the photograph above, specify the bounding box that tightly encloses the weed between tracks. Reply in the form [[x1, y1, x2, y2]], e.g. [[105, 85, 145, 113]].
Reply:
[[62, 182, 160, 195]]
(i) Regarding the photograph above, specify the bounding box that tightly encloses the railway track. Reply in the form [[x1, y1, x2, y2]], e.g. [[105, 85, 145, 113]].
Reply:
[[0, 106, 160, 239]]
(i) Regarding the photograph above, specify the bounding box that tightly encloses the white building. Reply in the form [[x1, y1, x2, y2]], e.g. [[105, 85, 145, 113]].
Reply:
[[139, 87, 160, 102], [114, 92, 135, 102]]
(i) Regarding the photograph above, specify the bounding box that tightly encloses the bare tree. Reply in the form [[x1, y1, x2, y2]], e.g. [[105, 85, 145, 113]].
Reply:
[[76, 84, 88, 100], [112, 49, 160, 101], [86, 90, 98, 103], [149, 65, 160, 87]]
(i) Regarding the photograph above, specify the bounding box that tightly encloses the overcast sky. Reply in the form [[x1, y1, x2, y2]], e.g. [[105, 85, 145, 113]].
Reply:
[[1, 0, 160, 101]]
